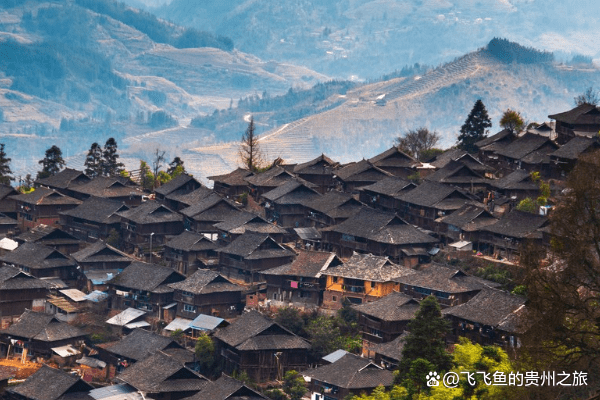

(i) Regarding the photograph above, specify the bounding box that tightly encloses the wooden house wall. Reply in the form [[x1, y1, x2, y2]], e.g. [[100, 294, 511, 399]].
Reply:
[[174, 291, 241, 319]]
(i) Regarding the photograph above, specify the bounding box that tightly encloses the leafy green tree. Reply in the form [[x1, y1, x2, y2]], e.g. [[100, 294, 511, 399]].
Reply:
[[515, 197, 537, 213], [84, 142, 103, 178], [167, 156, 185, 176], [194, 333, 216, 375], [283, 370, 307, 400], [0, 144, 13, 185], [457, 99, 492, 153], [139, 160, 154, 191], [37, 145, 65, 179], [399, 295, 452, 375], [106, 228, 122, 249], [102, 138, 124, 176], [395, 127, 440, 160], [499, 109, 525, 134], [275, 307, 305, 335]]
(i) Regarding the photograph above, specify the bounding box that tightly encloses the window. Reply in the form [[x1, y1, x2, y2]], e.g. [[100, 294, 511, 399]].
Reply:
[[332, 295, 337, 302], [183, 304, 197, 313], [370, 328, 383, 338], [181, 291, 195, 298]]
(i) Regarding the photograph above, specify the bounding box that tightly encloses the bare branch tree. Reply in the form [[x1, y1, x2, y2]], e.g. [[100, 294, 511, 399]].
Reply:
[[395, 127, 440, 161], [239, 117, 263, 171]]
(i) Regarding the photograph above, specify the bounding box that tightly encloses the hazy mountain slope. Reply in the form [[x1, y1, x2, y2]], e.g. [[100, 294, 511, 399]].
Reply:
[[0, 1, 327, 177], [153, 0, 600, 79], [185, 47, 600, 180]]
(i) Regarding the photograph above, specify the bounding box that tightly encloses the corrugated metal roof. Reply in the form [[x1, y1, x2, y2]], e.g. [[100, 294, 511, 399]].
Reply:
[[59, 289, 87, 302], [164, 317, 193, 332], [190, 314, 224, 331], [51, 344, 81, 358], [322, 349, 348, 364], [106, 308, 146, 326], [124, 321, 150, 329], [76, 356, 107, 369], [0, 238, 18, 251], [89, 384, 141, 400]]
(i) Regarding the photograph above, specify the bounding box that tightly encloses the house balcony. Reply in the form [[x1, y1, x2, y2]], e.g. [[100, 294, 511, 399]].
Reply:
[[340, 239, 368, 251]]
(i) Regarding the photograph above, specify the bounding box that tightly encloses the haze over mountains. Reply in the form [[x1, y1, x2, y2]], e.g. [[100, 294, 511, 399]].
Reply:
[[0, 0, 599, 182], [140, 0, 600, 80]]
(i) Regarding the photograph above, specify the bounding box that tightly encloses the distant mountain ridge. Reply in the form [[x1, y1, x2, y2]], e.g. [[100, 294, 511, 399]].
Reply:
[[150, 0, 600, 79]]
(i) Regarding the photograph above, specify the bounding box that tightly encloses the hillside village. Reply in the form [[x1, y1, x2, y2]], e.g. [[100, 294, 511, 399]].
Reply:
[[0, 100, 597, 399]]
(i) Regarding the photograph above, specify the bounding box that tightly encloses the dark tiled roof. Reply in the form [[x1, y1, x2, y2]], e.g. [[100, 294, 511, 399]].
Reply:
[[443, 287, 526, 328], [0, 184, 18, 199], [105, 329, 177, 361], [302, 353, 394, 389], [180, 194, 239, 220], [359, 177, 415, 197], [166, 187, 215, 207], [262, 180, 320, 204], [490, 170, 538, 191], [218, 233, 295, 259], [208, 168, 254, 187], [214, 212, 287, 235], [548, 103, 600, 125], [59, 197, 129, 224], [325, 208, 438, 245], [372, 332, 408, 362], [165, 231, 218, 252], [474, 129, 515, 148], [430, 149, 472, 169], [2, 310, 85, 341], [352, 291, 419, 321], [425, 162, 485, 185], [16, 225, 79, 244], [214, 310, 309, 350], [261, 250, 340, 278], [336, 160, 392, 182], [303, 191, 355, 214], [10, 188, 82, 206], [116, 350, 207, 393], [438, 204, 497, 231], [550, 137, 599, 160], [71, 241, 133, 264], [118, 201, 182, 224], [186, 375, 268, 400], [368, 146, 416, 168], [293, 154, 338, 175], [495, 133, 553, 160], [70, 177, 143, 199], [8, 365, 92, 400], [482, 209, 548, 238], [0, 266, 52, 290], [0, 242, 76, 270], [169, 270, 241, 295], [35, 168, 90, 190], [396, 181, 468, 208], [323, 253, 415, 282], [394, 263, 496, 294], [108, 261, 184, 292], [244, 166, 294, 187], [155, 174, 200, 196]]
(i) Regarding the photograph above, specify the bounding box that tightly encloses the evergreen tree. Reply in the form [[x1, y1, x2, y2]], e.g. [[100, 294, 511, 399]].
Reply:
[[238, 117, 263, 171], [102, 137, 124, 176], [37, 145, 65, 179], [399, 295, 452, 375], [84, 142, 103, 178], [0, 144, 13, 185], [457, 99, 492, 153], [166, 157, 185, 176]]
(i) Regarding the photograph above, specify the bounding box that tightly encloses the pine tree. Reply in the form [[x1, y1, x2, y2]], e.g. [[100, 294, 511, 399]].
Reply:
[[399, 295, 452, 375], [102, 138, 124, 176], [0, 144, 13, 185], [166, 157, 185, 176], [457, 99, 492, 153], [239, 117, 263, 171], [37, 145, 65, 179], [84, 142, 103, 178]]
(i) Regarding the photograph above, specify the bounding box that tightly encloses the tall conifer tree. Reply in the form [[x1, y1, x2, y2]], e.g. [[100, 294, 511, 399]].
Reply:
[[0, 144, 13, 185], [457, 99, 492, 153], [102, 138, 124, 176], [84, 142, 103, 178]]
